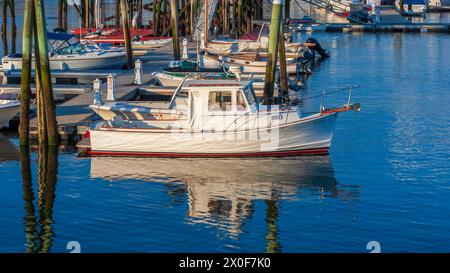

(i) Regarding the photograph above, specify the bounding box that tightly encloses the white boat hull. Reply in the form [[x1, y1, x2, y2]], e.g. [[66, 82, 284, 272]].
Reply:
[[89, 112, 338, 157], [202, 54, 299, 74], [0, 103, 20, 129], [1, 51, 126, 71]]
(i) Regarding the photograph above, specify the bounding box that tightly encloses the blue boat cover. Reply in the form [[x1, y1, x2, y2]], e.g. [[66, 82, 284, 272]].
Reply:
[[47, 32, 75, 41]]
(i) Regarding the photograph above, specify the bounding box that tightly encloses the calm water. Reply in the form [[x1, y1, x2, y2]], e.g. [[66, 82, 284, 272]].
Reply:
[[1, 2, 450, 253], [1, 31, 449, 253]]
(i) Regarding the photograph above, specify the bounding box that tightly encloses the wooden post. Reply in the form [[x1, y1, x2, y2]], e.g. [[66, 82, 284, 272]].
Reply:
[[84, 0, 90, 29], [285, 0, 290, 20], [263, 0, 283, 105], [62, 0, 67, 31], [190, 0, 198, 38], [232, 0, 237, 38], [223, 0, 229, 35], [1, 0, 8, 55], [237, 0, 243, 36], [278, 23, 289, 101], [138, 0, 143, 28], [154, 0, 162, 36], [204, 0, 209, 45], [9, 0, 16, 54], [57, 0, 68, 32], [19, 0, 34, 147], [115, 0, 121, 28], [34, 0, 58, 146], [57, 0, 63, 31], [34, 31, 47, 144], [169, 0, 181, 60], [120, 0, 133, 69]]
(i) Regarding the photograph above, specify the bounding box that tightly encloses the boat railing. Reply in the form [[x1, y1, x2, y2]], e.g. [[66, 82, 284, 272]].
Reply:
[[223, 85, 359, 131]]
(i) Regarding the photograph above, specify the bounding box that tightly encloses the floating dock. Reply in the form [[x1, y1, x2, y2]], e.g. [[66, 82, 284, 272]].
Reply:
[[0, 43, 177, 147]]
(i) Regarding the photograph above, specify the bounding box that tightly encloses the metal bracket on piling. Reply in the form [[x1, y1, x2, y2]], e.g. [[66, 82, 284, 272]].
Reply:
[[107, 74, 116, 101]]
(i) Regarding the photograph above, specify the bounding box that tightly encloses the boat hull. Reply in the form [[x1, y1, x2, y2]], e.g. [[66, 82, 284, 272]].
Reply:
[[202, 54, 299, 74], [2, 52, 126, 71], [89, 112, 338, 157], [0, 103, 20, 129]]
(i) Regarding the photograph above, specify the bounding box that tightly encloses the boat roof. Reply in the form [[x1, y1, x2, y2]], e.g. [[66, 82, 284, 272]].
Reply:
[[182, 80, 253, 91], [47, 32, 76, 41]]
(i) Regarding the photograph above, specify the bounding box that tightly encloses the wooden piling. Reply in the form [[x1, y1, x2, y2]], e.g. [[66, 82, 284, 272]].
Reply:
[[84, 0, 90, 29], [34, 28, 47, 144], [263, 0, 283, 105], [19, 0, 34, 147], [1, 0, 8, 55], [120, 0, 134, 69], [278, 24, 288, 100], [62, 0, 68, 31], [190, 0, 198, 38], [34, 0, 58, 146], [154, 0, 162, 36], [285, 0, 290, 19], [232, 0, 237, 38], [9, 0, 16, 54], [169, 0, 181, 60], [223, 0, 229, 35], [115, 0, 121, 27], [237, 0, 243, 36], [57, 0, 68, 32], [205, 0, 209, 45]]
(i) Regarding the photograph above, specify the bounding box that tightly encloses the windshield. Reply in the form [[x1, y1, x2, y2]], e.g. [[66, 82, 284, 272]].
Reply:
[[56, 43, 86, 55]]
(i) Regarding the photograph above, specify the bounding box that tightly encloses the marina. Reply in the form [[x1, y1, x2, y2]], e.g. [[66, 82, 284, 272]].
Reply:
[[0, 0, 449, 254]]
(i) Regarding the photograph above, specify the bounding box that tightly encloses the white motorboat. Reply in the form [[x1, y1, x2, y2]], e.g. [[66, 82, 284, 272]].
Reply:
[[0, 93, 20, 129], [87, 80, 360, 157], [1, 32, 126, 71], [202, 52, 302, 74]]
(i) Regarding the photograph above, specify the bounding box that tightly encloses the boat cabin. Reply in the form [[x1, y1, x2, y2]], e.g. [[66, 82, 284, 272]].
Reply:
[[172, 80, 259, 130]]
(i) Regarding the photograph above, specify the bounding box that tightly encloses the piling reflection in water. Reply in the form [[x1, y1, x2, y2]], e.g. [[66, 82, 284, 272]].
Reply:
[[19, 144, 58, 253], [90, 156, 358, 252]]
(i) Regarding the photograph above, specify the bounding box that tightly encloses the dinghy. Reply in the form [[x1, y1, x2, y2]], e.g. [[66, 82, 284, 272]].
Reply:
[[87, 80, 360, 157], [202, 51, 304, 74]]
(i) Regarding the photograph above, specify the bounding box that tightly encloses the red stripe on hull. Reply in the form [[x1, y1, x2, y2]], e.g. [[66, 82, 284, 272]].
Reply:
[[88, 148, 329, 158]]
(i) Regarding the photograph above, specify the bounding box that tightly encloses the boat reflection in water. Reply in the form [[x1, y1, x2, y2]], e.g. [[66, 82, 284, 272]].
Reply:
[[0, 133, 19, 162], [90, 156, 358, 248]]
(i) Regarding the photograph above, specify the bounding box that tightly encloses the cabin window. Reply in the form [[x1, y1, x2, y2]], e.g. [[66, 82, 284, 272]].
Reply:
[[208, 91, 232, 111], [237, 91, 247, 111]]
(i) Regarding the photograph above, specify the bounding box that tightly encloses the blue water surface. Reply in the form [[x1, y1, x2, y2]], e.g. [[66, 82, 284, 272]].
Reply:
[[1, 31, 449, 253]]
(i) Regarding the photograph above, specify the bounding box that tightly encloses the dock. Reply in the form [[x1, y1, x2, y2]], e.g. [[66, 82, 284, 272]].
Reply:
[[324, 6, 450, 33], [3, 43, 178, 146]]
